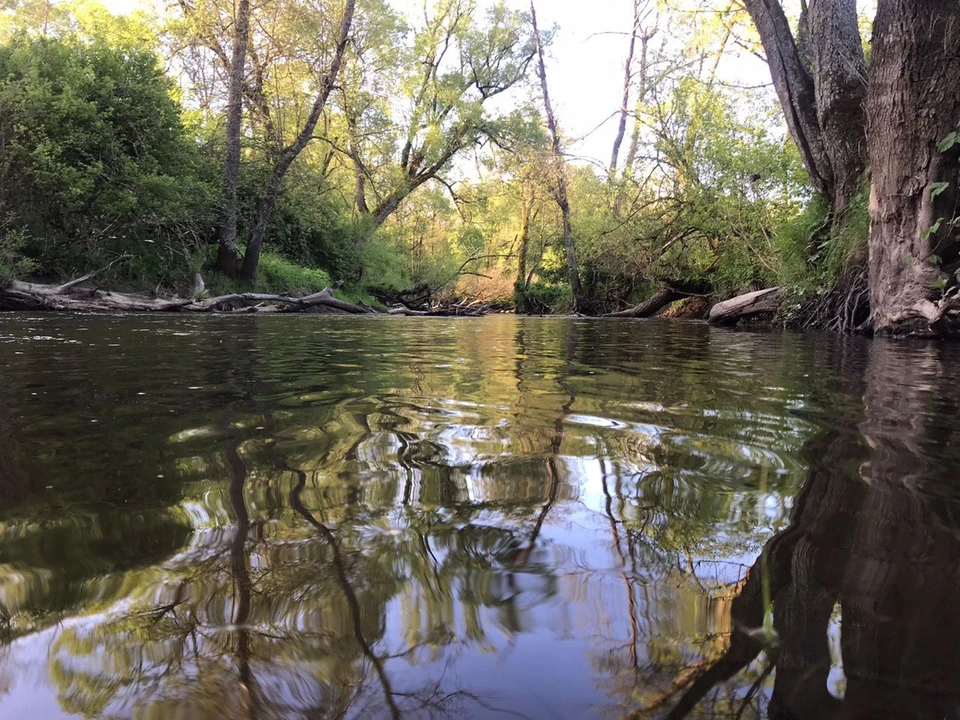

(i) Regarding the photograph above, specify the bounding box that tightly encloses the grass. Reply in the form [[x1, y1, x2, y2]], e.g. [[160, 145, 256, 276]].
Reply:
[[205, 252, 332, 297]]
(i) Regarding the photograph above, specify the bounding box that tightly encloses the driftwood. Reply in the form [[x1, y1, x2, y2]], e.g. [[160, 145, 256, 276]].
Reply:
[[708, 287, 784, 325], [0, 278, 374, 315], [387, 298, 494, 317], [369, 284, 433, 311], [602, 280, 711, 319], [603, 287, 685, 318]]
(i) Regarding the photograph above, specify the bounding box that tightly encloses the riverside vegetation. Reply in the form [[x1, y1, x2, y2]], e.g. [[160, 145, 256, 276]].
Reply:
[[0, 0, 958, 334]]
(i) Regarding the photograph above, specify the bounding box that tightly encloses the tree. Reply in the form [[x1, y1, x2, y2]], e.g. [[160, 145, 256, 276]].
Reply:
[[0, 37, 216, 277], [866, 0, 960, 335], [214, 0, 251, 276], [238, 0, 356, 282], [609, 0, 657, 182], [338, 0, 538, 229], [530, 1, 583, 312], [744, 0, 960, 335], [741, 0, 866, 218]]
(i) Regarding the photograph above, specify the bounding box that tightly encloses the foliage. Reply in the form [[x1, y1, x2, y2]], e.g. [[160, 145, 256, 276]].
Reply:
[[0, 0, 871, 316], [205, 252, 332, 296], [0, 36, 218, 282], [0, 225, 35, 287], [773, 190, 869, 295]]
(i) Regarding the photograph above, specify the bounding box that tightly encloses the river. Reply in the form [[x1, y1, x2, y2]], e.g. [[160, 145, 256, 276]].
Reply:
[[0, 315, 958, 719]]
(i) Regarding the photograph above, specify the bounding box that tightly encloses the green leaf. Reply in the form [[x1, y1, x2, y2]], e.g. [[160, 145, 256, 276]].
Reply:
[[933, 277, 949, 292], [922, 218, 944, 240], [939, 132, 959, 153], [929, 254, 943, 266], [932, 182, 951, 199]]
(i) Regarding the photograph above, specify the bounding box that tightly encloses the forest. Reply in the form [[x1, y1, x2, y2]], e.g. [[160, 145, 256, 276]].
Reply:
[[0, 0, 958, 335]]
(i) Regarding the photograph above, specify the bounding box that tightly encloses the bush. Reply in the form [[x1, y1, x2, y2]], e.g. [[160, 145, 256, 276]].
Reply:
[[773, 189, 868, 293], [0, 36, 217, 281], [515, 281, 572, 314], [0, 226, 36, 287]]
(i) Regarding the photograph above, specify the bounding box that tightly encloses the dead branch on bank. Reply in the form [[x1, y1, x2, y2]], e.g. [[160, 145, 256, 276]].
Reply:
[[708, 287, 784, 325], [602, 280, 711, 319], [386, 297, 505, 317], [0, 276, 375, 315]]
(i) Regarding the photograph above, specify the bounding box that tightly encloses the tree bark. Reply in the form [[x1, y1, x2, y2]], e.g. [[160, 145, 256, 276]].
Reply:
[[514, 182, 534, 292], [602, 287, 681, 318], [867, 1, 960, 335], [708, 287, 783, 325], [808, 0, 867, 218], [742, 0, 835, 203], [531, 1, 583, 312], [609, 0, 640, 179], [215, 0, 252, 277], [239, 0, 355, 283], [0, 280, 373, 314]]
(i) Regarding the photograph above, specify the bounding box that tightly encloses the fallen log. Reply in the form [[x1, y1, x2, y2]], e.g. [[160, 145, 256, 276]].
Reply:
[[0, 279, 374, 315], [708, 287, 784, 326], [603, 287, 685, 318]]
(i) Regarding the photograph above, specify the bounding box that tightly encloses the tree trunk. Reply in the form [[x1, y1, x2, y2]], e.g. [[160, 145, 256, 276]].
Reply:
[[708, 287, 784, 325], [515, 183, 534, 292], [602, 286, 683, 318], [215, 0, 251, 277], [0, 279, 374, 314], [867, 0, 960, 335], [742, 0, 835, 203], [609, 0, 640, 179], [623, 33, 651, 176], [531, 1, 583, 312], [239, 0, 355, 283], [808, 0, 867, 218]]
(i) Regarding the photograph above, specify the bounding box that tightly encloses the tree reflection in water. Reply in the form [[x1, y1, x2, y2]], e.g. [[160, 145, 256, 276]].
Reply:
[[0, 317, 958, 719], [659, 340, 960, 720]]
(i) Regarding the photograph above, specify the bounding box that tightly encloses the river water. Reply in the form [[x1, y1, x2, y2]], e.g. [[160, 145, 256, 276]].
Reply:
[[0, 315, 958, 719]]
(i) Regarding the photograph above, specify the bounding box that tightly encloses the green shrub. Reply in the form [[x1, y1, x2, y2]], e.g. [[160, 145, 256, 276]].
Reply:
[[0, 36, 217, 281], [515, 281, 572, 314], [206, 252, 331, 296], [773, 189, 868, 293], [0, 226, 36, 287]]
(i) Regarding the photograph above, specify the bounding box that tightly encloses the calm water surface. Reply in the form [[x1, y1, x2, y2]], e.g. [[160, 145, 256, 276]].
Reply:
[[0, 315, 959, 719]]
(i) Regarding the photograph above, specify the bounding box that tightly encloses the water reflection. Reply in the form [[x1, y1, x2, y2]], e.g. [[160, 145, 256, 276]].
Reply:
[[0, 316, 957, 718], [663, 340, 960, 720]]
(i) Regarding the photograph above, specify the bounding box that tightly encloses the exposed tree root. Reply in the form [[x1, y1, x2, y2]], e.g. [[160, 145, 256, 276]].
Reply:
[[797, 267, 871, 333]]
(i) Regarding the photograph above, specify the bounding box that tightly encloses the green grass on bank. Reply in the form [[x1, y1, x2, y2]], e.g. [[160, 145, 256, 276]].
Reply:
[[204, 252, 380, 307], [205, 253, 332, 297]]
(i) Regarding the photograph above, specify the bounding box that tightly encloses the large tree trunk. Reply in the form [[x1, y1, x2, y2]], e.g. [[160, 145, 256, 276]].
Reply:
[[239, 0, 355, 283], [531, 1, 584, 312], [742, 0, 834, 201], [867, 1, 960, 335], [215, 0, 251, 277], [808, 0, 868, 218], [743, 0, 867, 215]]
